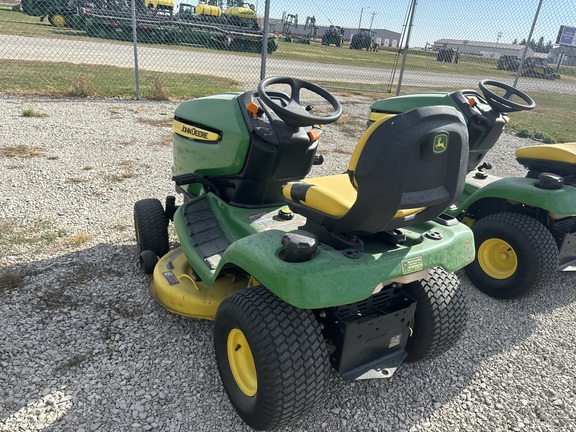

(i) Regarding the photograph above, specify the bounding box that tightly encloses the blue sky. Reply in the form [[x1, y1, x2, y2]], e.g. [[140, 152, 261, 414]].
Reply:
[[177, 0, 575, 47]]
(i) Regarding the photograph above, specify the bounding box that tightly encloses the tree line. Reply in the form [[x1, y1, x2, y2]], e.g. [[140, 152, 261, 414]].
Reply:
[[511, 36, 554, 53]]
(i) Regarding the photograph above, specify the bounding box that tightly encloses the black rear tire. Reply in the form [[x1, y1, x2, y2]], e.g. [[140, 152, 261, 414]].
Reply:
[[134, 199, 169, 258], [403, 268, 467, 363], [464, 212, 558, 298], [214, 286, 330, 430]]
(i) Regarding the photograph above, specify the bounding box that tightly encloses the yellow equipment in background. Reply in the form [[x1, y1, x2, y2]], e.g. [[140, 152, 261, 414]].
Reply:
[[145, 0, 175, 11]]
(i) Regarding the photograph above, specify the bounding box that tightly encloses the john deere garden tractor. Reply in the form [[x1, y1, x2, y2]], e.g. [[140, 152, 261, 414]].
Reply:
[[369, 80, 576, 299], [134, 77, 474, 429]]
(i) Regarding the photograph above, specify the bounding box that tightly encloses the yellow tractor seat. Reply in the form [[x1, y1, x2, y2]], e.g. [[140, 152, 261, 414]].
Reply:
[[283, 106, 469, 237], [516, 143, 576, 177], [282, 174, 424, 219]]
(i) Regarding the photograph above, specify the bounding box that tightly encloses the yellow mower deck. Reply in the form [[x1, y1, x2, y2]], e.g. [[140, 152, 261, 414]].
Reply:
[[150, 247, 248, 320]]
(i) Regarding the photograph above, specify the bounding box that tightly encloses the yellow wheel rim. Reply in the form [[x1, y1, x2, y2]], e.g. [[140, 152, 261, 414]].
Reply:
[[227, 329, 257, 397], [478, 238, 518, 279], [52, 14, 66, 27]]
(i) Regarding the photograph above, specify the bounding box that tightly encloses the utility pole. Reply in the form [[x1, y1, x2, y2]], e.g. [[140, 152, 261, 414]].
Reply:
[[369, 12, 376, 31], [358, 7, 370, 32], [514, 0, 543, 87]]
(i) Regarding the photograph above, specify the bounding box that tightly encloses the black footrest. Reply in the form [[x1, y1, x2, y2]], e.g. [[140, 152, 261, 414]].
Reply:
[[182, 198, 230, 270]]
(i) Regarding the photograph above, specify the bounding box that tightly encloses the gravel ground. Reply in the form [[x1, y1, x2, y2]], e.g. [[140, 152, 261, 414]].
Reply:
[[1, 92, 575, 432]]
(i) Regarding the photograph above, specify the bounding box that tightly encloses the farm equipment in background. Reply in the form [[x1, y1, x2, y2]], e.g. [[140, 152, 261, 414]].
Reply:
[[497, 55, 520, 71], [19, 0, 173, 27], [350, 28, 374, 50], [521, 57, 560, 80], [280, 12, 297, 42], [145, 0, 174, 13], [177, 2, 258, 28], [436, 48, 460, 63], [321, 25, 344, 47], [19, 0, 275, 53], [83, 6, 277, 53], [303, 16, 318, 43], [20, 0, 86, 27], [280, 12, 316, 44]]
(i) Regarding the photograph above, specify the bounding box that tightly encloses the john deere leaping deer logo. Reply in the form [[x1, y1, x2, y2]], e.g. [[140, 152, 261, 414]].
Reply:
[[433, 133, 448, 153]]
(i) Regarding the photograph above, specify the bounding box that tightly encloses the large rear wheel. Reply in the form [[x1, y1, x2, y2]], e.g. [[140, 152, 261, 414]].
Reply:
[[465, 212, 558, 298], [403, 268, 467, 363], [214, 286, 330, 430]]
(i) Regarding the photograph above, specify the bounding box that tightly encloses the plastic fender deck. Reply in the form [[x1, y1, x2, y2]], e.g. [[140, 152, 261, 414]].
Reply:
[[219, 222, 474, 309], [447, 174, 576, 217]]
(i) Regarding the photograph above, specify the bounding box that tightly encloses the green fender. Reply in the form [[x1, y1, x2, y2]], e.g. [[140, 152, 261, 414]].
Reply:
[[450, 177, 576, 217], [215, 224, 474, 309], [174, 194, 474, 309]]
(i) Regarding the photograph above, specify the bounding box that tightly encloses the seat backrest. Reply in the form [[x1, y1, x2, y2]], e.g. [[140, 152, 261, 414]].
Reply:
[[339, 105, 469, 233]]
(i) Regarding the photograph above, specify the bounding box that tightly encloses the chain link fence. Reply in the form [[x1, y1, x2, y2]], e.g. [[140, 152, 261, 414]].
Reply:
[[0, 0, 574, 100]]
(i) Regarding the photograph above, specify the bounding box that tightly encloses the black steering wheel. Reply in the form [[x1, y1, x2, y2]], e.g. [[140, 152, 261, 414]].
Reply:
[[257, 76, 342, 127], [478, 80, 536, 113]]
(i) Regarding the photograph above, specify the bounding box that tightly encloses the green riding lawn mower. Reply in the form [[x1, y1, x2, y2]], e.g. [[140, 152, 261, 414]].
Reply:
[[370, 80, 576, 299], [134, 77, 475, 429]]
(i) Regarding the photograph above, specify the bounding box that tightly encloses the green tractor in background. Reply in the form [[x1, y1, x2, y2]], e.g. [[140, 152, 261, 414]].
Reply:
[[321, 25, 344, 47], [20, 0, 85, 27], [369, 80, 576, 299], [350, 28, 375, 50]]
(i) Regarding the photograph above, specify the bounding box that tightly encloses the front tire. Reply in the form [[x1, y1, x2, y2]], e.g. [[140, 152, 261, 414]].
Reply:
[[465, 212, 558, 298], [214, 286, 330, 430], [134, 199, 169, 258], [139, 250, 158, 275], [403, 268, 467, 363]]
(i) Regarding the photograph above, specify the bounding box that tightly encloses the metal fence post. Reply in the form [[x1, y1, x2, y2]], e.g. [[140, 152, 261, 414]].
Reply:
[[396, 0, 418, 96], [130, 0, 140, 100], [260, 0, 271, 80], [513, 0, 544, 88]]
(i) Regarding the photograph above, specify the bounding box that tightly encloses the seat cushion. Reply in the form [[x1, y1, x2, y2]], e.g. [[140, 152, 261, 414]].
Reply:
[[516, 143, 576, 163], [516, 143, 576, 176], [283, 174, 424, 219], [283, 174, 356, 217]]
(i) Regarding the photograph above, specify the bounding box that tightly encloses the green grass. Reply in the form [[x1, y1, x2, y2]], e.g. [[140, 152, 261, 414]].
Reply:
[[0, 59, 239, 99], [0, 218, 68, 258], [0, 8, 87, 38], [319, 81, 576, 143], [21, 107, 48, 117], [505, 90, 576, 143]]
